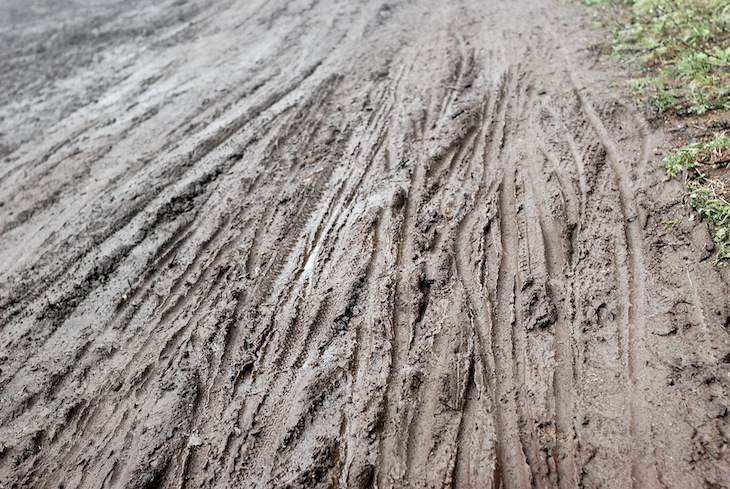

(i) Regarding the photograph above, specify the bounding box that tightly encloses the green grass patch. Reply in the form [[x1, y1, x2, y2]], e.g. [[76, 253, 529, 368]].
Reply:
[[662, 132, 730, 177], [583, 0, 730, 115], [688, 184, 730, 265], [661, 134, 730, 265]]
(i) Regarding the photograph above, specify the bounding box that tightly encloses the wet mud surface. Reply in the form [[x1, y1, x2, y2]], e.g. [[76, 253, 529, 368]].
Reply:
[[1, 0, 729, 487]]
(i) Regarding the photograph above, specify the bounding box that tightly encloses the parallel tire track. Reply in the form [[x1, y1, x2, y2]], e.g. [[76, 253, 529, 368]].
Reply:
[[1, 1, 729, 488]]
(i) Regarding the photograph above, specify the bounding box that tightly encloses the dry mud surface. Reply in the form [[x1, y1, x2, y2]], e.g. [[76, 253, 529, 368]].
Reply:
[[1, 0, 730, 487]]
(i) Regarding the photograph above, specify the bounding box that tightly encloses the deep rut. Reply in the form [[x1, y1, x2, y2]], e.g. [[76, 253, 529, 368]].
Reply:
[[1, 0, 730, 488]]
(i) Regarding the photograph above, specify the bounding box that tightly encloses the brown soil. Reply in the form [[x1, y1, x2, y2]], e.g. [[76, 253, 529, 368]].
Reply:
[[1, 0, 729, 487]]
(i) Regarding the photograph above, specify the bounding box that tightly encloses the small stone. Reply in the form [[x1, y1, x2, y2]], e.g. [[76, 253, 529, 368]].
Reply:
[[654, 324, 678, 336]]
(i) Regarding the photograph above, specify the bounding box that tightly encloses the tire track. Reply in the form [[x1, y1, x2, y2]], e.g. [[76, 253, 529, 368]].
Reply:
[[565, 59, 659, 487], [452, 67, 523, 489], [2, 1, 729, 487], [525, 139, 579, 488]]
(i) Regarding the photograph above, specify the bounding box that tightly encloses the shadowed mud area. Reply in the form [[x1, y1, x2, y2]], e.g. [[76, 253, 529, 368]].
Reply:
[[1, 0, 729, 487]]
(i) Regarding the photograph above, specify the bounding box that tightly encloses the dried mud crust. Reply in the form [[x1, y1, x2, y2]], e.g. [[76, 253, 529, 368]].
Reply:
[[0, 0, 729, 488]]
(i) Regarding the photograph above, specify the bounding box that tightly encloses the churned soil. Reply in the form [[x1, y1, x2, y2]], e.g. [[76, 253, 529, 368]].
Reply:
[[1, 0, 729, 487]]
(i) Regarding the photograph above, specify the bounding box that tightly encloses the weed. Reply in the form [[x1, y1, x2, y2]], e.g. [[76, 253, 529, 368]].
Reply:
[[663, 217, 683, 229]]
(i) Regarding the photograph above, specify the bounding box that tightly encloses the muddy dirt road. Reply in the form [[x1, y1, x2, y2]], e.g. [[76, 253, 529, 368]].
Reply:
[[1, 0, 729, 487]]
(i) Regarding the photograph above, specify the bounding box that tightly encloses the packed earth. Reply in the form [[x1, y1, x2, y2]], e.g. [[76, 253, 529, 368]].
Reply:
[[1, 0, 729, 487]]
